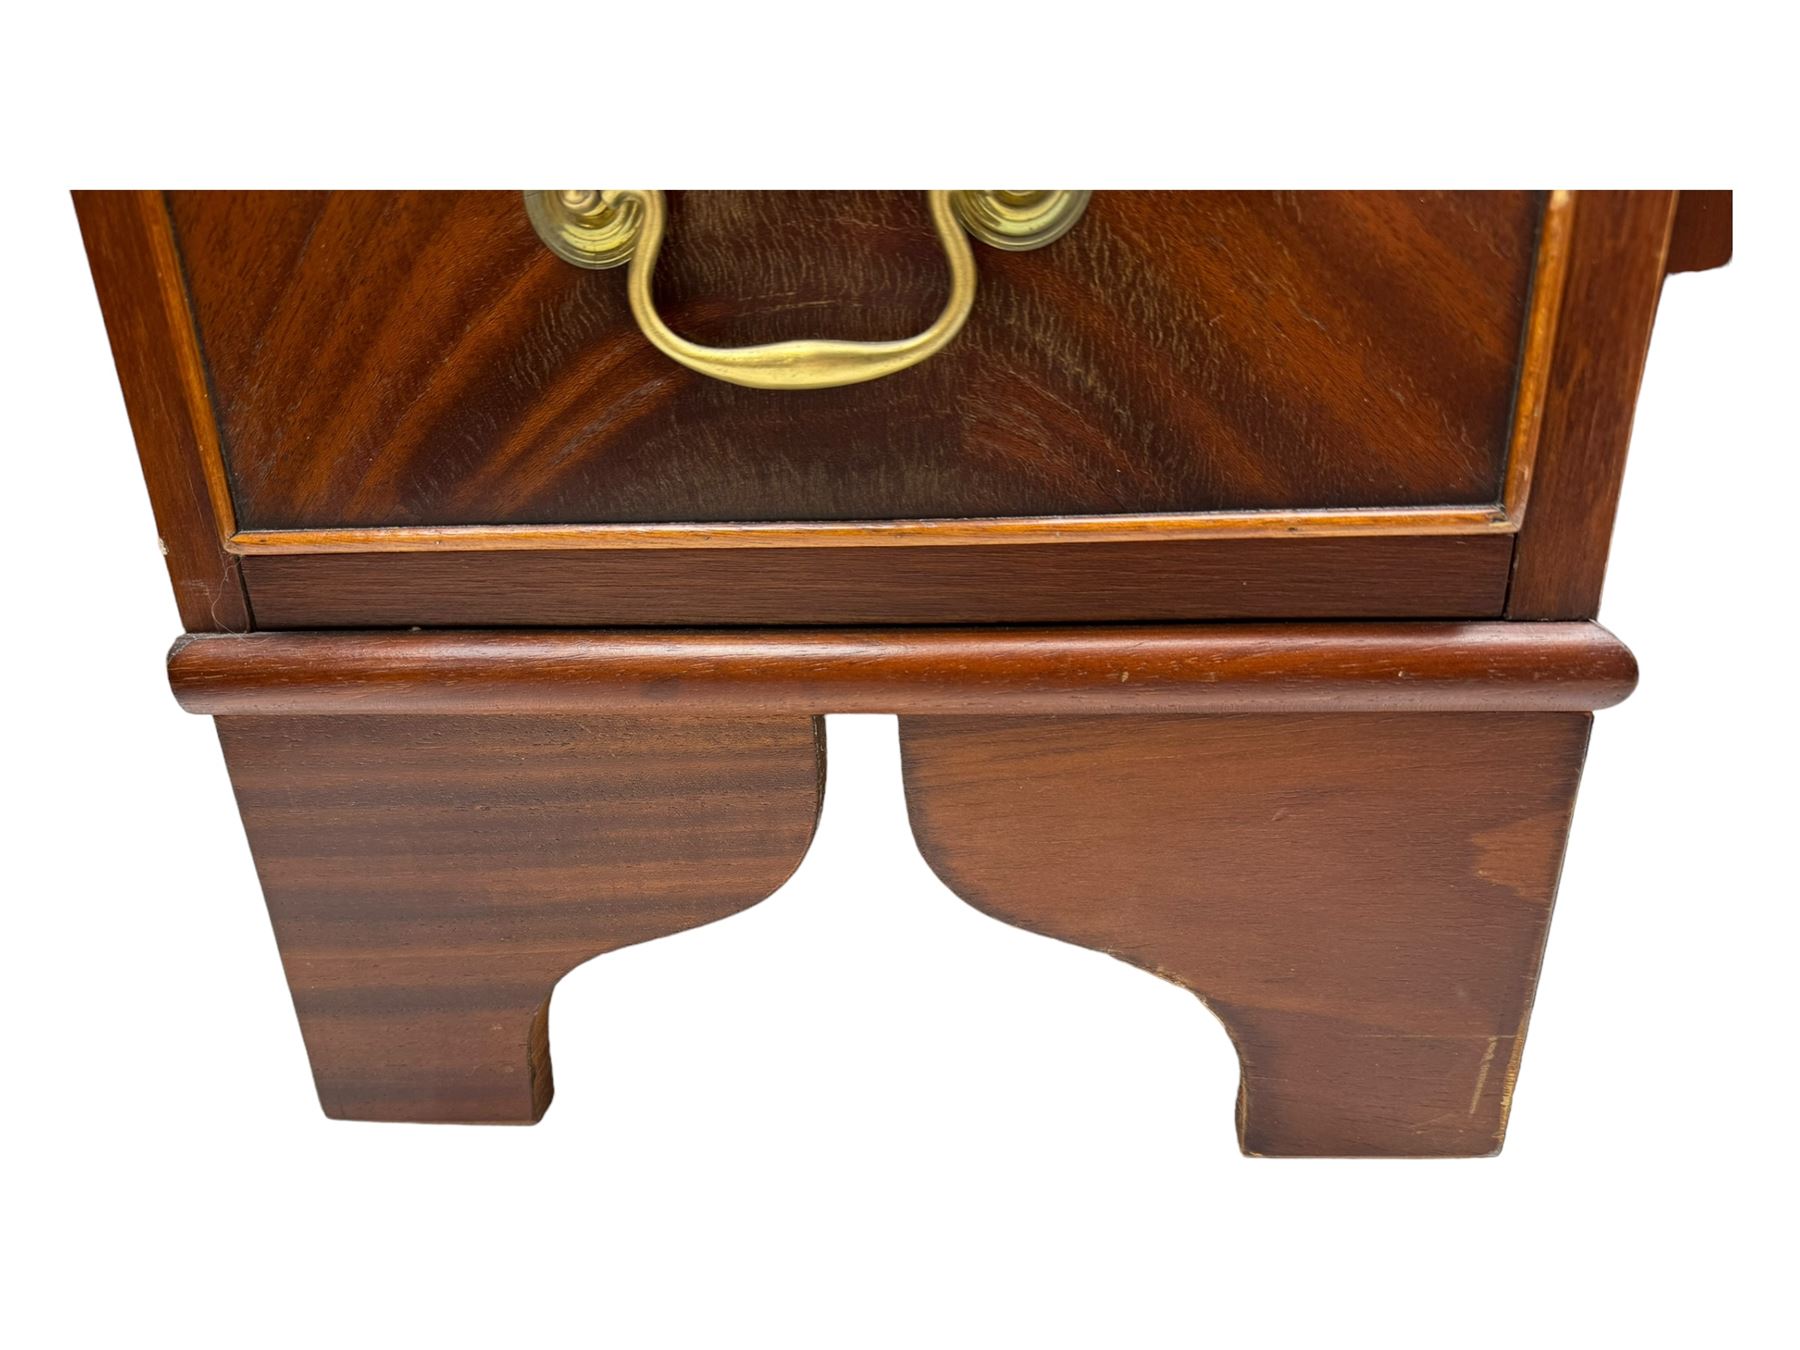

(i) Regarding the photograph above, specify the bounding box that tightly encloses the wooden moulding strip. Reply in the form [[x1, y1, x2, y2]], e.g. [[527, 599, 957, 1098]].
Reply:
[[169, 622, 1637, 717], [1498, 189, 1575, 525], [226, 505, 1515, 553]]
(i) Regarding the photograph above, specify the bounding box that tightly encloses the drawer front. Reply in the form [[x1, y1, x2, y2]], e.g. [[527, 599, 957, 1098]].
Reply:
[[84, 190, 1680, 630], [168, 191, 1548, 535]]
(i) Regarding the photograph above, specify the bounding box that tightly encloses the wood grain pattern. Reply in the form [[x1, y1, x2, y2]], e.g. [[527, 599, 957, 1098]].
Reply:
[[74, 191, 251, 631], [1666, 190, 1733, 273], [218, 714, 823, 1122], [1506, 192, 1677, 619], [83, 191, 1703, 632], [169, 623, 1637, 718], [901, 712, 1592, 1157], [239, 533, 1515, 628], [168, 190, 1545, 530]]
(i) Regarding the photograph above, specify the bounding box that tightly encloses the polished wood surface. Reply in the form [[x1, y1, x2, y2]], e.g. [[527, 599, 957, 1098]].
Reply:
[[75, 188, 1719, 1149], [170, 623, 1637, 717], [79, 190, 1704, 631], [225, 503, 1514, 553], [1666, 190, 1733, 274], [239, 534, 1515, 628], [74, 191, 249, 631], [1507, 191, 1676, 619], [169, 191, 1546, 531], [901, 712, 1591, 1156], [219, 714, 823, 1122]]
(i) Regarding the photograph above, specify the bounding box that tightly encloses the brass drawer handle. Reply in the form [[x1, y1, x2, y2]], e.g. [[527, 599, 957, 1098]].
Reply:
[[525, 190, 1090, 391]]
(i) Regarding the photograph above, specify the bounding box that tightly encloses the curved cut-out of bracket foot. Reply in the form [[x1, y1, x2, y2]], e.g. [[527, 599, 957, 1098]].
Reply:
[[219, 714, 824, 1123], [900, 713, 1591, 1157]]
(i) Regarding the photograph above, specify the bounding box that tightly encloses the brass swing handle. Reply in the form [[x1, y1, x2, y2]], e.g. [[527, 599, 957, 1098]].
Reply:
[[524, 190, 1091, 391]]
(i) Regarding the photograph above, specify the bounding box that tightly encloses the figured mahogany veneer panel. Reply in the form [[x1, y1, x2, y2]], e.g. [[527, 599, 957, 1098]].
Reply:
[[219, 714, 824, 1122], [167, 191, 1545, 530], [901, 712, 1591, 1157]]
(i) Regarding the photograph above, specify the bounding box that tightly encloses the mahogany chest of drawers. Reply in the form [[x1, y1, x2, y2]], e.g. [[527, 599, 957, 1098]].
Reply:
[[77, 189, 1730, 1155]]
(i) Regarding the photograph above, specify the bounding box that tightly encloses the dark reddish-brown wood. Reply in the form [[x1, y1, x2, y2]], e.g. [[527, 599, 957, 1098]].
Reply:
[[901, 712, 1592, 1157], [218, 714, 823, 1122], [1506, 192, 1677, 619], [239, 534, 1515, 628], [74, 191, 251, 632], [1666, 191, 1733, 273], [74, 188, 1719, 1147], [79, 190, 1697, 633], [169, 623, 1637, 717], [168, 190, 1544, 530]]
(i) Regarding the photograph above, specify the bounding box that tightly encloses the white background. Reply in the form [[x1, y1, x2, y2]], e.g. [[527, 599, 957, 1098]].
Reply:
[[4, 7, 1794, 1346]]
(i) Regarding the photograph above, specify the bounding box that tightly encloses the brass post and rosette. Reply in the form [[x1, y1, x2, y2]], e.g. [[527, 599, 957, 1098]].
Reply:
[[524, 190, 1092, 391]]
